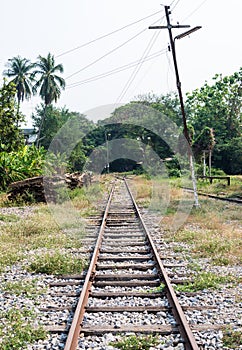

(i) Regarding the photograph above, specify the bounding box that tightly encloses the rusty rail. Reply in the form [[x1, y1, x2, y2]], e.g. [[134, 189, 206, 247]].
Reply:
[[124, 178, 199, 350], [64, 184, 115, 350], [64, 179, 200, 350]]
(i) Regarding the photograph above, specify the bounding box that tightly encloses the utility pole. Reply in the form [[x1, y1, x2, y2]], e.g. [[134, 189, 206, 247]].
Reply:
[[149, 5, 201, 207]]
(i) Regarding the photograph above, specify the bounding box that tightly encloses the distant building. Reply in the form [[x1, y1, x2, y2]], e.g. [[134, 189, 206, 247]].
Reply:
[[22, 128, 38, 145]]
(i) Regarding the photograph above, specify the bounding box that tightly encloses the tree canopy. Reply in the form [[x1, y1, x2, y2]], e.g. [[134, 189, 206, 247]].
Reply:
[[186, 68, 242, 174]]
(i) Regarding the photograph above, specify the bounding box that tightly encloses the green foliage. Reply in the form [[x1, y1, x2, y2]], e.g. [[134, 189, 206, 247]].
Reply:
[[111, 335, 159, 350], [193, 127, 215, 160], [32, 53, 65, 106], [0, 145, 46, 190], [3, 56, 34, 114], [1, 279, 45, 298], [0, 81, 25, 152], [175, 271, 236, 292], [27, 250, 86, 275], [0, 307, 46, 349], [186, 68, 242, 174], [223, 327, 242, 348]]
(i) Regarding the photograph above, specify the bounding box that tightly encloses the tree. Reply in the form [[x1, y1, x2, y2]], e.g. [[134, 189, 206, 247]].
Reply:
[[32, 53, 65, 145], [32, 53, 65, 105], [32, 105, 95, 172], [186, 68, 242, 174], [0, 80, 24, 152], [3, 56, 34, 119]]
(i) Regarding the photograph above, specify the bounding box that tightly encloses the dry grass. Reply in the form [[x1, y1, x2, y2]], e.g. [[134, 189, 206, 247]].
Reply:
[[131, 175, 242, 265], [0, 181, 104, 273]]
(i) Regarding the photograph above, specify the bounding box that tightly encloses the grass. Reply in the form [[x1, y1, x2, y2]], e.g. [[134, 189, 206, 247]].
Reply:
[[0, 181, 104, 348], [0, 213, 19, 222], [223, 327, 242, 348], [1, 278, 46, 298], [27, 250, 86, 275], [111, 335, 159, 350], [129, 175, 242, 265], [0, 180, 105, 273], [0, 307, 46, 349], [195, 176, 242, 198], [175, 271, 237, 292]]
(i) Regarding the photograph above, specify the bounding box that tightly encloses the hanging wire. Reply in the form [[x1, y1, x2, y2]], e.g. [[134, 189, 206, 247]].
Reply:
[[67, 49, 167, 88], [56, 10, 163, 58], [115, 28, 162, 105]]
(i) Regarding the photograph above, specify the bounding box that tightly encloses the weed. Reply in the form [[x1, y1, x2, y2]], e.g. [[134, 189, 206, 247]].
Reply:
[[111, 335, 159, 350], [223, 327, 242, 348], [0, 213, 19, 222], [27, 250, 86, 275], [175, 271, 236, 292], [1, 278, 46, 298], [0, 249, 23, 273], [147, 283, 166, 293], [0, 307, 46, 349]]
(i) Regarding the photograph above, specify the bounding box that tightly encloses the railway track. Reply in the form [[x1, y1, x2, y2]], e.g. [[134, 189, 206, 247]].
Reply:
[[182, 187, 242, 204], [42, 178, 225, 349]]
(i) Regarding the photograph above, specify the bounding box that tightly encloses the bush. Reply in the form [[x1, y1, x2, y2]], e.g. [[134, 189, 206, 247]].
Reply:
[[0, 145, 46, 190]]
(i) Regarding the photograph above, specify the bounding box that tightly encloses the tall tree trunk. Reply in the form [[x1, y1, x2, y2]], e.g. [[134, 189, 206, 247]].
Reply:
[[36, 104, 47, 147]]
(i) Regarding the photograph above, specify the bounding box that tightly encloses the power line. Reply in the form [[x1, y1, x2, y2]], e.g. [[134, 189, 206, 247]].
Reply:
[[115, 28, 162, 104], [181, 0, 208, 22], [65, 16, 163, 81], [65, 28, 147, 80], [66, 49, 167, 88], [170, 0, 182, 10], [56, 10, 163, 58]]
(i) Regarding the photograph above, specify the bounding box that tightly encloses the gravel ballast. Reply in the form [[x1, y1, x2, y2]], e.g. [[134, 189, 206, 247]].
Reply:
[[0, 193, 241, 349]]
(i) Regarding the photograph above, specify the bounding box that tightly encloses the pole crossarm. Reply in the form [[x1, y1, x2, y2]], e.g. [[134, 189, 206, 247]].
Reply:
[[149, 25, 190, 29]]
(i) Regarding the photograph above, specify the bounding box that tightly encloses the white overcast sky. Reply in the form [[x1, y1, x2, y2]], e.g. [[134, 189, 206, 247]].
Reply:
[[1, 0, 241, 126]]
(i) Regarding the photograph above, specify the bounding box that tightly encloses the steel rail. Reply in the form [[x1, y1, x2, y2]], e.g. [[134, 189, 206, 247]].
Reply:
[[64, 184, 115, 350], [124, 178, 199, 350], [182, 187, 242, 204]]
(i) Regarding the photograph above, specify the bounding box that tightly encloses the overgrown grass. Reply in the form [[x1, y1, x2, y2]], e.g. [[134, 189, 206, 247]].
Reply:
[[131, 175, 242, 265], [0, 213, 19, 222], [111, 335, 159, 350], [27, 250, 86, 275], [175, 271, 236, 292], [195, 176, 242, 198], [223, 327, 242, 349], [0, 179, 105, 273], [0, 307, 46, 349], [1, 278, 46, 298]]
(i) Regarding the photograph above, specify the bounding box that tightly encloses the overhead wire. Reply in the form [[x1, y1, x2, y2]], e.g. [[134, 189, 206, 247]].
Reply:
[[65, 16, 162, 81], [114, 13, 167, 105], [57, 10, 162, 58], [170, 0, 182, 10], [115, 29, 161, 105], [67, 49, 167, 88], [181, 0, 208, 22]]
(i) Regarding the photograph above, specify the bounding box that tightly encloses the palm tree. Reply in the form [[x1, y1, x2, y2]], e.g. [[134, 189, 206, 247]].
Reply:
[[32, 53, 65, 106], [32, 53, 65, 146], [3, 56, 34, 118]]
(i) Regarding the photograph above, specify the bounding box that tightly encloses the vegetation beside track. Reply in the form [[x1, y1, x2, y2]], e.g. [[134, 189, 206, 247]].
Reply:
[[0, 181, 104, 274], [131, 175, 242, 265]]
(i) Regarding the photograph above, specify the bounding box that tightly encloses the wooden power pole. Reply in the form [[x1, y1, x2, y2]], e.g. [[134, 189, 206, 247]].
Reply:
[[149, 5, 201, 207]]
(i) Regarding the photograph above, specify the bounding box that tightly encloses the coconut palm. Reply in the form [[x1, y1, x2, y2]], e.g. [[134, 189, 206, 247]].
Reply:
[[32, 53, 65, 145], [3, 56, 34, 117], [32, 53, 65, 106]]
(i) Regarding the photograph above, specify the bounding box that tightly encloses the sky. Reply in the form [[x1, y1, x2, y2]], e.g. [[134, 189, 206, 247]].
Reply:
[[1, 0, 242, 126]]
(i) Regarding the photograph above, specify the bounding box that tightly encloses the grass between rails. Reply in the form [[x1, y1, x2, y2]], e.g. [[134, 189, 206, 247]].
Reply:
[[111, 335, 159, 350]]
